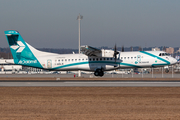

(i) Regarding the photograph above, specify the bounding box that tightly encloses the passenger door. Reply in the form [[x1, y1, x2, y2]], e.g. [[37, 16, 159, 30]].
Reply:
[[47, 59, 52, 68]]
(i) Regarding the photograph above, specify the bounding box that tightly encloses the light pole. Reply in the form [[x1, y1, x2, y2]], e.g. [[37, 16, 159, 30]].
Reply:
[[77, 14, 83, 77]]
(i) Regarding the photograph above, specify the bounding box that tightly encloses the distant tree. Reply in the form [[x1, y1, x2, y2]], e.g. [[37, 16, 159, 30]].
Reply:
[[163, 46, 166, 52], [121, 46, 124, 52], [138, 46, 142, 51], [130, 46, 133, 51]]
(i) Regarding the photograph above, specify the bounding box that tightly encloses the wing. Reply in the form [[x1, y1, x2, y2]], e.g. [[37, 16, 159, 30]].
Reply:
[[80, 45, 101, 56]]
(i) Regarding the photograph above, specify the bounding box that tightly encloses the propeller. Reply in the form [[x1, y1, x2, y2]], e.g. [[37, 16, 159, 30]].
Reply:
[[113, 44, 119, 64]]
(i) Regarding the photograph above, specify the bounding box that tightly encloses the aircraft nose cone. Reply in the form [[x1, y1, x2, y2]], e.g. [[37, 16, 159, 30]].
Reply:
[[172, 58, 178, 65]]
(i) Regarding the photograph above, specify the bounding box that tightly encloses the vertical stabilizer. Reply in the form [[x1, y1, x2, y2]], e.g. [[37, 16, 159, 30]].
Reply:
[[4, 30, 42, 68]]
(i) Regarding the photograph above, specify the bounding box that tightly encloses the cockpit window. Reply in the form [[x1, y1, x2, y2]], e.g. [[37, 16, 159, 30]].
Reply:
[[159, 53, 169, 56]]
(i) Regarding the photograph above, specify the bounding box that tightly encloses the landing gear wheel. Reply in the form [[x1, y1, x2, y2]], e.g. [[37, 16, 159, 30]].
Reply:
[[94, 69, 104, 77], [165, 69, 169, 73], [99, 72, 104, 77], [94, 71, 99, 76]]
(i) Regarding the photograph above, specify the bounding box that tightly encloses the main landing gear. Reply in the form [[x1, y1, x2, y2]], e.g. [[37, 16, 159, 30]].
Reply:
[[94, 69, 104, 77]]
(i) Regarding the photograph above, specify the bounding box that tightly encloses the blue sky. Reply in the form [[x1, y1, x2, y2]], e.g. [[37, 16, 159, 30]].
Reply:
[[0, 0, 180, 49]]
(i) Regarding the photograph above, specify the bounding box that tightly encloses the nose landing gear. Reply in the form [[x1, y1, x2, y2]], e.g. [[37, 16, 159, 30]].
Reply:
[[165, 68, 169, 73]]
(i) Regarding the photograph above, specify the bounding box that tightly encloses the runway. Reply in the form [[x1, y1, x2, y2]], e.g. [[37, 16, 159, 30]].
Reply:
[[1, 80, 180, 87]]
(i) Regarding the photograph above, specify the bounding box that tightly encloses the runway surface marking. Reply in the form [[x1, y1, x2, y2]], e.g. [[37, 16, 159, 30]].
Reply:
[[1, 81, 180, 87]]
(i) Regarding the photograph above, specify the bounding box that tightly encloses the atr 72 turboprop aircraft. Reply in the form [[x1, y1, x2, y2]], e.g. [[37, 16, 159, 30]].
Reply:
[[4, 30, 177, 77]]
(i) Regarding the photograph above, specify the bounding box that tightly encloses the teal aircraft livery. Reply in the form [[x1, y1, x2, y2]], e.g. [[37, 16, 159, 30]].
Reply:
[[4, 30, 177, 76]]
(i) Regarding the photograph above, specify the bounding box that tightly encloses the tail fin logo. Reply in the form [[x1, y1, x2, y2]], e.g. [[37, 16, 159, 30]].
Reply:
[[10, 41, 25, 53]]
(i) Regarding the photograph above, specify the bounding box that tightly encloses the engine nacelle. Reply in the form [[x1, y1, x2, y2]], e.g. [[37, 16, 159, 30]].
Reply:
[[95, 49, 115, 57]]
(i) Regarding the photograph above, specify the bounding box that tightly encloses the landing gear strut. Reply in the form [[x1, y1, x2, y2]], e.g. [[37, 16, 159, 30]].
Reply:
[[94, 69, 104, 77]]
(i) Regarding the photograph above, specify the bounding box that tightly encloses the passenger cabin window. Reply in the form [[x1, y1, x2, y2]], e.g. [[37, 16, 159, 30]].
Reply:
[[124, 57, 126, 59]]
